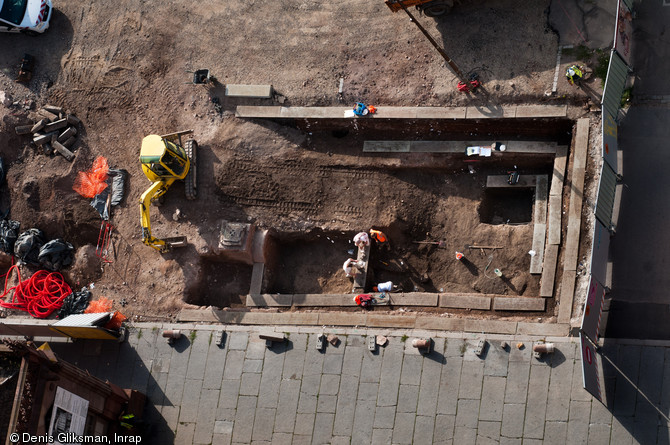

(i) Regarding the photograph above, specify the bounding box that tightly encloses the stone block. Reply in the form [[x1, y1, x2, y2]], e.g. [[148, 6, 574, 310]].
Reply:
[[439, 294, 491, 310], [493, 297, 545, 311]]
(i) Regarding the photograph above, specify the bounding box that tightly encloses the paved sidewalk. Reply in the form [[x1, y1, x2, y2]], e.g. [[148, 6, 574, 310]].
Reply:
[[48, 325, 666, 444]]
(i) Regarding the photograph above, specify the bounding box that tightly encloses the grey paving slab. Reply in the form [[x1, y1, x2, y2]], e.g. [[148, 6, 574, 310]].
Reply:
[[392, 412, 416, 444], [297, 392, 317, 414], [258, 345, 286, 408], [161, 405, 180, 432], [175, 421, 195, 445], [274, 379, 300, 433], [232, 395, 257, 443], [456, 399, 481, 428], [372, 428, 393, 445], [459, 360, 485, 400], [185, 332, 209, 380], [312, 412, 334, 445], [476, 420, 501, 445], [397, 384, 420, 413], [374, 406, 396, 429], [414, 415, 436, 445], [437, 355, 462, 415], [588, 422, 612, 444], [333, 374, 359, 436], [357, 382, 379, 401], [303, 335, 326, 376], [609, 416, 634, 445], [566, 400, 591, 445], [570, 355, 594, 403], [658, 426, 670, 445], [544, 421, 568, 445], [546, 352, 574, 421], [218, 379, 241, 410], [251, 407, 276, 442], [243, 359, 264, 373], [453, 426, 477, 445], [223, 350, 246, 380], [499, 438, 522, 445], [214, 419, 233, 435], [317, 394, 337, 413], [360, 346, 384, 383], [271, 432, 292, 445], [501, 404, 525, 438], [377, 342, 403, 406], [130, 358, 151, 394], [445, 337, 467, 357], [479, 376, 505, 421], [228, 331, 249, 350], [662, 349, 670, 414], [320, 374, 341, 395], [203, 338, 227, 389], [636, 346, 665, 413], [400, 352, 423, 385], [179, 379, 203, 423], [239, 372, 262, 396], [590, 396, 613, 425], [193, 388, 219, 445], [523, 365, 550, 439], [245, 337, 267, 360], [294, 413, 315, 437], [351, 400, 376, 444], [508, 343, 532, 362], [301, 374, 321, 396], [483, 345, 509, 377], [632, 418, 658, 445], [323, 352, 344, 374], [330, 436, 350, 445], [434, 414, 455, 444], [281, 333, 307, 380], [341, 343, 364, 377], [291, 434, 312, 445], [417, 350, 441, 416]]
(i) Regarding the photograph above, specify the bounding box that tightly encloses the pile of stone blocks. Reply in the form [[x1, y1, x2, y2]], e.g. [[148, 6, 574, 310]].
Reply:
[[14, 105, 81, 162]]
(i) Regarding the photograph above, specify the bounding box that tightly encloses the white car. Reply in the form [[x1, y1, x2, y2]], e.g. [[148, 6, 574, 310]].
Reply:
[[0, 0, 52, 35]]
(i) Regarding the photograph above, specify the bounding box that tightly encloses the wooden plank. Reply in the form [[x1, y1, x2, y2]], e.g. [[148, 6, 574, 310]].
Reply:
[[225, 84, 273, 98], [539, 244, 559, 297], [558, 270, 577, 323], [550, 146, 568, 196], [486, 175, 537, 188], [387, 293, 438, 306], [563, 219, 581, 271], [568, 168, 585, 220], [367, 314, 417, 328], [573, 118, 590, 170], [465, 106, 515, 119], [414, 317, 465, 331], [463, 319, 517, 334], [235, 106, 282, 118], [547, 195, 562, 245], [534, 175, 548, 224], [439, 294, 491, 310], [249, 263, 264, 296], [515, 104, 568, 118], [245, 294, 292, 307], [516, 322, 570, 336], [493, 297, 545, 311], [530, 223, 546, 274], [363, 141, 410, 152], [318, 312, 367, 327], [293, 294, 356, 306]]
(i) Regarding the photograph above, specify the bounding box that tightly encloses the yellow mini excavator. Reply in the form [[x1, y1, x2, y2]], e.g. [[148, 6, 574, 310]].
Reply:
[[139, 129, 197, 253]]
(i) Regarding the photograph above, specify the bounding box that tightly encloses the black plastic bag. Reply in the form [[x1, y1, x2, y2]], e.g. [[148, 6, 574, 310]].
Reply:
[[14, 228, 44, 265], [90, 169, 128, 219], [0, 219, 20, 254], [57, 288, 91, 319], [38, 239, 74, 271]]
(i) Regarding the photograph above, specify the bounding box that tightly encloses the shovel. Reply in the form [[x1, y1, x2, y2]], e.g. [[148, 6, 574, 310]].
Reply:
[[414, 240, 446, 248]]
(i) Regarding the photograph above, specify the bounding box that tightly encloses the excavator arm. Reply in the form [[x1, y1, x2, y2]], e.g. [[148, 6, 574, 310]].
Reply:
[[139, 178, 187, 253]]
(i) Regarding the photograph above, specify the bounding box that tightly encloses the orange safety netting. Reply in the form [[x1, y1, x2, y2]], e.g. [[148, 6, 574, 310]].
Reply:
[[73, 156, 109, 198], [85, 296, 112, 313]]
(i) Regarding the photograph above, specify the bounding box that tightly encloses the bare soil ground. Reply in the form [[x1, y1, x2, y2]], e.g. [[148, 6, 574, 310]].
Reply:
[[0, 0, 597, 321]]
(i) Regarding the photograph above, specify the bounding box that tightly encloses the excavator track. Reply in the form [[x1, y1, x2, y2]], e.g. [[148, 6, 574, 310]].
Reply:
[[185, 139, 197, 200]]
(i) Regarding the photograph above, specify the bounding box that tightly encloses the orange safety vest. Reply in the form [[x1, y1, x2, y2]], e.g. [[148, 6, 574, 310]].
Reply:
[[369, 229, 387, 243]]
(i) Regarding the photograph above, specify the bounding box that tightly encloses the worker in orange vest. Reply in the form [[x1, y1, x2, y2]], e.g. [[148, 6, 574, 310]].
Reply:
[[369, 229, 390, 251]]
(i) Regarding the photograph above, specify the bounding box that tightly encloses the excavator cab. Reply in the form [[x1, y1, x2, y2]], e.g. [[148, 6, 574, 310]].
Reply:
[[139, 130, 197, 253]]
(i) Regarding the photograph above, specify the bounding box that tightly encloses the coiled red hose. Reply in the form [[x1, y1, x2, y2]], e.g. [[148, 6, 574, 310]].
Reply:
[[0, 265, 72, 318]]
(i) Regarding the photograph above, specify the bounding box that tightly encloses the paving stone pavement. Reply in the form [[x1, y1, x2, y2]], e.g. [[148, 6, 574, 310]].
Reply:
[[47, 325, 670, 444]]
